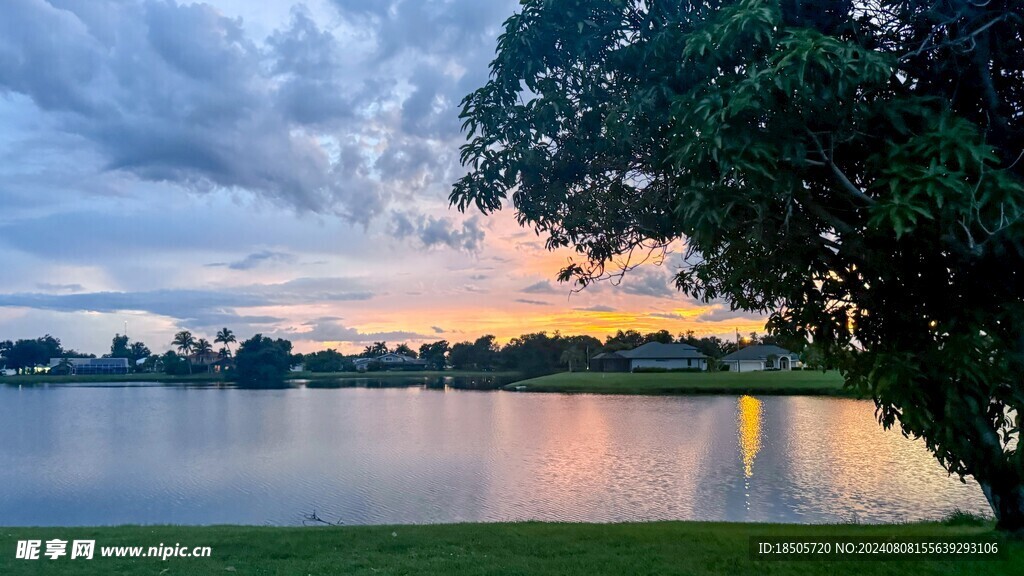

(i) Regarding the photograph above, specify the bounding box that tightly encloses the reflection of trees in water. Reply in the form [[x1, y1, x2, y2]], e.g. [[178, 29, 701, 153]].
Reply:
[[737, 395, 763, 479], [300, 375, 517, 390]]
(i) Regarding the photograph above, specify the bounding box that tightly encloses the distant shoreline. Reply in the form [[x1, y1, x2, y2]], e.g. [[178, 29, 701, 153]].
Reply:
[[0, 369, 860, 398], [0, 370, 521, 386]]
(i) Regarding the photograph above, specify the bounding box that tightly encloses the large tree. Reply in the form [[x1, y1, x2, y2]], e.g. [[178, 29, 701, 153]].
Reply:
[[419, 340, 451, 370], [234, 335, 294, 386], [172, 330, 196, 375], [453, 0, 1024, 528], [215, 327, 237, 356]]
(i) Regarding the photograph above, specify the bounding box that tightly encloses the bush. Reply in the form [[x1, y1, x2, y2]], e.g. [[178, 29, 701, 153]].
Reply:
[[161, 352, 192, 376], [304, 349, 345, 373], [942, 509, 990, 527], [631, 367, 704, 373]]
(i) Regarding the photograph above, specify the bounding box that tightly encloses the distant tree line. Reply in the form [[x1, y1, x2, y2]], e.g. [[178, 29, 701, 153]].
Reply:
[[293, 329, 800, 377], [1, 327, 806, 380]]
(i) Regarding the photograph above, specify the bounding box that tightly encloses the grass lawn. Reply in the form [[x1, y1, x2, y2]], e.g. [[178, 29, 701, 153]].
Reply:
[[1, 521, 1019, 575], [506, 370, 851, 396], [0, 371, 520, 386]]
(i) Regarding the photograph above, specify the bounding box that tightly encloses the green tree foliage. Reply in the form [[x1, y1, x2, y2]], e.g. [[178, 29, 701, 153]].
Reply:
[[502, 332, 565, 376], [392, 343, 418, 358], [215, 327, 237, 356], [419, 340, 450, 370], [448, 335, 500, 370], [502, 332, 603, 375], [160, 351, 191, 376], [678, 331, 736, 359], [109, 334, 131, 359], [1, 335, 64, 373], [129, 341, 151, 364], [172, 330, 195, 355], [453, 0, 1024, 528], [234, 334, 294, 385], [172, 330, 196, 374], [304, 349, 345, 373], [194, 338, 213, 358], [109, 334, 151, 372], [603, 330, 646, 352], [362, 341, 389, 358], [644, 330, 675, 344]]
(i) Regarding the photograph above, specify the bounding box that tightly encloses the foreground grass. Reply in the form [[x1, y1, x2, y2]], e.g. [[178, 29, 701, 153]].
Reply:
[[506, 370, 852, 396], [1, 522, 1018, 575], [0, 370, 520, 386]]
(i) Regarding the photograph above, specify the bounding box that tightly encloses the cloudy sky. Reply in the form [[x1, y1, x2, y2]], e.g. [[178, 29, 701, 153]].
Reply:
[[0, 0, 766, 355]]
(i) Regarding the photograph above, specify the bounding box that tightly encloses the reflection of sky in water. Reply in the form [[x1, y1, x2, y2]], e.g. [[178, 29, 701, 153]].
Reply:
[[0, 386, 991, 526]]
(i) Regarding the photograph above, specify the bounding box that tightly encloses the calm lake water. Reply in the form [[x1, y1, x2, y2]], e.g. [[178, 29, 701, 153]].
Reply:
[[0, 384, 990, 526]]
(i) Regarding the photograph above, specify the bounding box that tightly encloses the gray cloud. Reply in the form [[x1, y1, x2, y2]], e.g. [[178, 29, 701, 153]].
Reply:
[[431, 326, 445, 334], [520, 280, 560, 294], [0, 276, 374, 328], [0, 289, 272, 329], [514, 299, 551, 306], [0, 0, 518, 225], [696, 306, 765, 323], [649, 312, 685, 320], [618, 267, 677, 299], [574, 305, 616, 312], [207, 250, 297, 270], [390, 212, 485, 251], [278, 318, 428, 343]]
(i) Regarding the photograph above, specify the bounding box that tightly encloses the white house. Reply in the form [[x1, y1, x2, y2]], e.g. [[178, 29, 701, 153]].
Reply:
[[48, 357, 130, 375], [590, 342, 708, 372], [720, 345, 800, 372]]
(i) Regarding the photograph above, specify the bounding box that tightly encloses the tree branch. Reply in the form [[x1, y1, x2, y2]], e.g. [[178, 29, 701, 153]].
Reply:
[[804, 128, 877, 206]]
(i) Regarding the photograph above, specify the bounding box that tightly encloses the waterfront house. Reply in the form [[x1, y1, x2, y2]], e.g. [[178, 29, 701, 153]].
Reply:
[[720, 345, 800, 372], [48, 357, 130, 375], [589, 342, 708, 372], [354, 352, 427, 372]]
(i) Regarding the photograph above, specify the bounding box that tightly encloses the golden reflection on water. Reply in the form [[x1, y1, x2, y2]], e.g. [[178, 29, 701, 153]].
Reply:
[[737, 395, 763, 479]]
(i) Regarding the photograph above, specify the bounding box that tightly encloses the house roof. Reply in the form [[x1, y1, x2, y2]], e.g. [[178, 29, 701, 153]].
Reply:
[[49, 357, 129, 367], [380, 353, 426, 363], [721, 344, 796, 361], [591, 351, 626, 360], [618, 342, 707, 359]]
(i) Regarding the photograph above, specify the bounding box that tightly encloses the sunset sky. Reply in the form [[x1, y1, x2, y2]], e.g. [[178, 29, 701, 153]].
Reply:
[[0, 0, 767, 355]]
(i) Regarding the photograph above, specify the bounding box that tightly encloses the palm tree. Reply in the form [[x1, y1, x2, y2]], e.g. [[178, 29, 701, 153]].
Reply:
[[194, 338, 214, 373], [53, 357, 75, 376], [215, 327, 236, 356], [172, 330, 196, 374]]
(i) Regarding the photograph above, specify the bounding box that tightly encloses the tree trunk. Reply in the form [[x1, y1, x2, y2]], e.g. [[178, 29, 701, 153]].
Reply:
[[979, 479, 1024, 532]]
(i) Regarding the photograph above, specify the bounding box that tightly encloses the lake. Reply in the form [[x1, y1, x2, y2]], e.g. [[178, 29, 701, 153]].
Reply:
[[0, 383, 991, 526]]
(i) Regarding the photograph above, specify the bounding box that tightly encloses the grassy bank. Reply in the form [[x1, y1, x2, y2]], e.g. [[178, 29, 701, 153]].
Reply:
[[0, 370, 520, 386], [506, 370, 852, 396], [1, 521, 1018, 575]]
